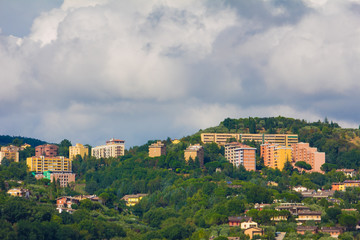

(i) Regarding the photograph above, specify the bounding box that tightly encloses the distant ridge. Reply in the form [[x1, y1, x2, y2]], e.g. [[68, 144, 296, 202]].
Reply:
[[0, 135, 47, 147]]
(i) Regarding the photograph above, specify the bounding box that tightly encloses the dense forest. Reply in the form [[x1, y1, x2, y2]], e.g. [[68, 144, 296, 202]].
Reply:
[[1, 117, 360, 240]]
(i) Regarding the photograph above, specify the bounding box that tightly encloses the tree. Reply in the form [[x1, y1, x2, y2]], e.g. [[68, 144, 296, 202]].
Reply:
[[58, 139, 72, 157], [295, 161, 312, 170], [338, 214, 357, 230]]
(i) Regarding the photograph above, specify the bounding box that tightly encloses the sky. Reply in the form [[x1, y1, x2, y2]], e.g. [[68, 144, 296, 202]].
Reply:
[[0, 0, 360, 147]]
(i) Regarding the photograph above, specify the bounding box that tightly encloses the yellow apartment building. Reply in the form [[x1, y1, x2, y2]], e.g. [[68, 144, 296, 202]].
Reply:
[[69, 143, 89, 160], [261, 143, 292, 171], [27, 156, 72, 172], [148, 141, 166, 157], [184, 144, 204, 167], [201, 133, 298, 146]]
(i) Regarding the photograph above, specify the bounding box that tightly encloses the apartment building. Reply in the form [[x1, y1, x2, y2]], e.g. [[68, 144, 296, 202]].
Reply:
[[35, 144, 59, 157], [92, 138, 125, 159], [148, 141, 166, 157], [184, 144, 204, 167], [225, 142, 256, 171], [36, 171, 75, 187], [261, 143, 292, 171], [27, 156, 72, 172], [291, 143, 325, 173], [201, 133, 298, 146], [0, 145, 19, 163], [69, 143, 89, 160]]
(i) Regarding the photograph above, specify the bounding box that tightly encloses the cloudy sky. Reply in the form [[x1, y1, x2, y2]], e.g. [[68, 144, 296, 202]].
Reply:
[[0, 0, 359, 147]]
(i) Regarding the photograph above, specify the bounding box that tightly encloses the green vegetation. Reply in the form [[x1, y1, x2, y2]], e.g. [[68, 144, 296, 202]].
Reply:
[[1, 117, 360, 239]]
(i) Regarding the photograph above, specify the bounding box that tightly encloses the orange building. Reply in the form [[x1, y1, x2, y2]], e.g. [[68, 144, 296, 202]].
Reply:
[[184, 144, 204, 167], [261, 144, 292, 171], [291, 143, 325, 173], [225, 142, 256, 171], [148, 141, 166, 157]]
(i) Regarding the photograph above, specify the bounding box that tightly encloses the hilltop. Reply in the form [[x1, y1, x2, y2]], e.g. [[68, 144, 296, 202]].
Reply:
[[195, 116, 360, 169], [0, 135, 47, 147]]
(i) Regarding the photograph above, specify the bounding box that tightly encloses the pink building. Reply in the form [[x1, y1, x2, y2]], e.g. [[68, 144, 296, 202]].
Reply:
[[291, 143, 325, 173], [35, 144, 59, 157]]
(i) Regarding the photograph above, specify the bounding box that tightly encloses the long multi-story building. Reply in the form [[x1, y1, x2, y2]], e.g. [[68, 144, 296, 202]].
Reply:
[[291, 143, 325, 173], [35, 144, 59, 157], [35, 171, 76, 187], [92, 138, 125, 159], [0, 145, 20, 163], [225, 142, 256, 171], [69, 143, 89, 160], [148, 141, 166, 157], [184, 144, 204, 167], [27, 156, 72, 172], [201, 133, 298, 146], [261, 143, 292, 171]]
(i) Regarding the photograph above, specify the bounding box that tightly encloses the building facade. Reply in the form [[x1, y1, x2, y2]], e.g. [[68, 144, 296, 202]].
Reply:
[[184, 144, 204, 167], [0, 145, 19, 163], [148, 141, 166, 157], [201, 133, 298, 146], [27, 156, 72, 172], [35, 144, 59, 157], [291, 142, 325, 173], [225, 142, 256, 171], [261, 143, 292, 171], [92, 138, 125, 159], [36, 171, 76, 187], [69, 143, 89, 160]]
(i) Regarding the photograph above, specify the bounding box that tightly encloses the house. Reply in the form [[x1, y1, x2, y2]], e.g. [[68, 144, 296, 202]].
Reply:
[[228, 216, 252, 227], [56, 196, 80, 209], [271, 215, 288, 221], [296, 226, 318, 235], [301, 190, 334, 199], [121, 194, 148, 206], [7, 188, 29, 197], [275, 203, 310, 215], [254, 203, 271, 211], [343, 180, 360, 188], [332, 182, 345, 191], [336, 169, 357, 178], [319, 227, 344, 238], [296, 211, 322, 223], [240, 219, 258, 229], [244, 227, 264, 239], [292, 186, 308, 192]]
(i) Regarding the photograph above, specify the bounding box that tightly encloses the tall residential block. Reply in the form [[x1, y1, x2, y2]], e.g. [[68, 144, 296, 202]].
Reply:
[[184, 144, 204, 167], [69, 143, 89, 160], [0, 145, 20, 163], [27, 156, 72, 172], [92, 138, 125, 159], [291, 143, 325, 173], [261, 143, 292, 171], [201, 133, 298, 146], [35, 144, 59, 157], [225, 142, 256, 171], [148, 141, 166, 157]]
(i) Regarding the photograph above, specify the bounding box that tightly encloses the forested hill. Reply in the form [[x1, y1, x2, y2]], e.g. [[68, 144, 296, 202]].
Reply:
[[0, 135, 47, 147], [197, 116, 360, 169]]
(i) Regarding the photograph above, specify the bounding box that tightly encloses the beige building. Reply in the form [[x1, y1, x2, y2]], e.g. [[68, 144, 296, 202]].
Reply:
[[201, 133, 298, 146], [27, 156, 72, 172], [69, 143, 89, 160], [184, 144, 204, 167], [92, 138, 125, 159], [0, 147, 19, 164], [148, 141, 166, 157], [225, 142, 256, 171], [291, 142, 325, 173]]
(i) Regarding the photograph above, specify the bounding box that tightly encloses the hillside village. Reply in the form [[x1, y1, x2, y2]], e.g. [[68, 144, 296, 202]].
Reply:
[[1, 117, 360, 239]]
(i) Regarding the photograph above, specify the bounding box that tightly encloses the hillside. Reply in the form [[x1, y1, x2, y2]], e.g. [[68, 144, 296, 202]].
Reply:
[[0, 135, 47, 147], [196, 116, 360, 169]]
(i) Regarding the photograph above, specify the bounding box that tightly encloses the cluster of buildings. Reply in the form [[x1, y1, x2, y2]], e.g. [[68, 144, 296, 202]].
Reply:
[[201, 133, 325, 172], [0, 143, 30, 163], [148, 141, 205, 167], [332, 180, 360, 191], [227, 216, 263, 239], [56, 195, 100, 213]]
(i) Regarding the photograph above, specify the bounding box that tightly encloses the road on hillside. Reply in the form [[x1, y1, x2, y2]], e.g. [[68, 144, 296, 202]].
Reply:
[[275, 232, 286, 240]]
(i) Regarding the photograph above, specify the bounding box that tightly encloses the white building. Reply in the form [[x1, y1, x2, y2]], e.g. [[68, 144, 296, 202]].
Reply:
[[92, 139, 125, 159]]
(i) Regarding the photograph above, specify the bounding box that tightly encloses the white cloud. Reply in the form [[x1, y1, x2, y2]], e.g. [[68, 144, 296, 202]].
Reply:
[[0, 0, 360, 146]]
